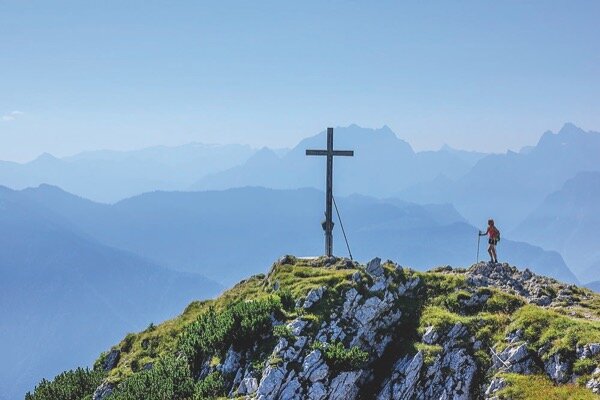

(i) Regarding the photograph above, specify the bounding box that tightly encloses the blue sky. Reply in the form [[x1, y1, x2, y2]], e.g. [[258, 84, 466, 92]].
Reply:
[[1, 1, 599, 161]]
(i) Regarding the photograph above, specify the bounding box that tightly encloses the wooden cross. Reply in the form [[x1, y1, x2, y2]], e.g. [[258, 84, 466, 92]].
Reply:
[[306, 127, 354, 257]]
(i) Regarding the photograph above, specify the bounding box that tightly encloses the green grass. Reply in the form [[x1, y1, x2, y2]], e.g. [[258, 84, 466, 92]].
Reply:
[[268, 262, 357, 300], [419, 305, 510, 344], [40, 258, 600, 399], [414, 343, 443, 365], [417, 271, 467, 297], [508, 305, 600, 358], [101, 259, 358, 382], [496, 373, 600, 400]]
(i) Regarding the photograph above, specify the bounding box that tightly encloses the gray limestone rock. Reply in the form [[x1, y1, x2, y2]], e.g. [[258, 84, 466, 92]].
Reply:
[[422, 326, 439, 345], [545, 353, 570, 383], [377, 351, 423, 400], [237, 377, 259, 395], [307, 381, 328, 400], [484, 376, 507, 398], [256, 365, 286, 400], [288, 318, 308, 336], [102, 349, 120, 371], [302, 350, 329, 383], [220, 347, 241, 375], [328, 371, 361, 399], [92, 382, 114, 400], [278, 373, 303, 400], [587, 368, 600, 393], [366, 257, 384, 278], [304, 286, 326, 309], [494, 343, 536, 374]]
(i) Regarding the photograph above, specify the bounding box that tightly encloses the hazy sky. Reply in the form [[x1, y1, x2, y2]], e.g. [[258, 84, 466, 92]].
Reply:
[[1, 1, 599, 162]]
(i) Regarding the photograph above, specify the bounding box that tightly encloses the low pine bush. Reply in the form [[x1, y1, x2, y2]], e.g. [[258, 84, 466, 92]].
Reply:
[[25, 368, 105, 400], [313, 341, 369, 372], [178, 297, 282, 373], [109, 356, 194, 400]]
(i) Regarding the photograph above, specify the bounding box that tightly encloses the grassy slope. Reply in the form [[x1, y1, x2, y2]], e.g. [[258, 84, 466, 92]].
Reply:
[[36, 257, 600, 399]]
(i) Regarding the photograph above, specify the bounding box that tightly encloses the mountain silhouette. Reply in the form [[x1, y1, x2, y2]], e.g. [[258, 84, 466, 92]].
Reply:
[[191, 125, 483, 197], [0, 186, 221, 399], [0, 143, 255, 203], [512, 171, 600, 282], [21, 185, 576, 286], [400, 123, 600, 230]]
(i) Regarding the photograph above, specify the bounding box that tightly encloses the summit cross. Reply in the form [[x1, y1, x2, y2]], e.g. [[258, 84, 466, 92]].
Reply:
[[306, 127, 354, 257]]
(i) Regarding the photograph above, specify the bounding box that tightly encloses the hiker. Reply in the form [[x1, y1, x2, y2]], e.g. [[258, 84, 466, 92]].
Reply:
[[479, 219, 500, 263]]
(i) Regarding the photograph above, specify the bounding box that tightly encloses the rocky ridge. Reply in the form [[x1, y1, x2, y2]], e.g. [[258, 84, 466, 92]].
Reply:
[[28, 257, 600, 400]]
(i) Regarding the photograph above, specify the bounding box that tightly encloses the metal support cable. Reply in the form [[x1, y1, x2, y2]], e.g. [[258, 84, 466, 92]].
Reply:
[[332, 195, 353, 260]]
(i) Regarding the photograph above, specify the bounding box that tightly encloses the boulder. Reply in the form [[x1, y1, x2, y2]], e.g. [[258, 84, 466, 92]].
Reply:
[[102, 349, 120, 371], [302, 350, 329, 382], [328, 371, 361, 399], [92, 382, 114, 400], [545, 353, 570, 383], [237, 377, 258, 395], [304, 286, 326, 309], [256, 365, 286, 400], [220, 346, 241, 375], [307, 381, 328, 400], [366, 257, 384, 278]]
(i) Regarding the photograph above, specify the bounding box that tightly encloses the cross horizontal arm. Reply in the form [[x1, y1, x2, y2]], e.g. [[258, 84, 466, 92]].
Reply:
[[306, 149, 328, 156], [332, 150, 354, 156], [305, 149, 354, 157]]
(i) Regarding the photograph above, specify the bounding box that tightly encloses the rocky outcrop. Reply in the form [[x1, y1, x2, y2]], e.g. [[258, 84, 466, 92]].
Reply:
[[466, 262, 589, 307], [90, 257, 600, 400], [102, 349, 120, 371], [92, 382, 114, 400]]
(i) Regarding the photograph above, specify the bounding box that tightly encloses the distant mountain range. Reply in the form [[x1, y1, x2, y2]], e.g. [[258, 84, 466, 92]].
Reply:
[[399, 123, 600, 230], [0, 186, 221, 399], [512, 171, 600, 283], [0, 143, 255, 203], [2, 124, 597, 241], [0, 125, 490, 205], [21, 185, 576, 286], [191, 125, 487, 197]]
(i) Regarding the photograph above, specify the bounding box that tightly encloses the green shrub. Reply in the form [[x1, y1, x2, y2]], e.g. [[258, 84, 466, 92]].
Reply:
[[273, 324, 294, 341], [109, 356, 194, 400], [121, 333, 136, 353], [178, 297, 281, 373], [277, 288, 296, 311], [194, 372, 226, 399], [313, 341, 369, 372], [25, 368, 105, 400], [573, 358, 597, 376]]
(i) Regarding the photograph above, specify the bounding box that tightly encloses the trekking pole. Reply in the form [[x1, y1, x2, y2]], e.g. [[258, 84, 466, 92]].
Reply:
[[476, 232, 481, 264]]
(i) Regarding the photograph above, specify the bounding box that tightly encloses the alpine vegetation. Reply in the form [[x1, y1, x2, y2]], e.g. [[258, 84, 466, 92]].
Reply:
[[26, 256, 600, 399]]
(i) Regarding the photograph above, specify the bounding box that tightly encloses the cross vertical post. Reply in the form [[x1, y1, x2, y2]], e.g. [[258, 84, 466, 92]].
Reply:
[[325, 128, 334, 256], [306, 127, 354, 257]]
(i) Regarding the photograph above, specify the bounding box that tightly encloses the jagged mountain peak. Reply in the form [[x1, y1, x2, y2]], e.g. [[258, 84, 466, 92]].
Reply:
[[28, 256, 600, 399], [537, 122, 594, 148], [294, 124, 413, 154], [558, 122, 587, 136], [30, 152, 60, 164]]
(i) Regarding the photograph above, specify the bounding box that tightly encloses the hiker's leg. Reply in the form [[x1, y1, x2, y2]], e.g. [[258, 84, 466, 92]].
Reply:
[[491, 245, 498, 263], [488, 245, 494, 261]]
